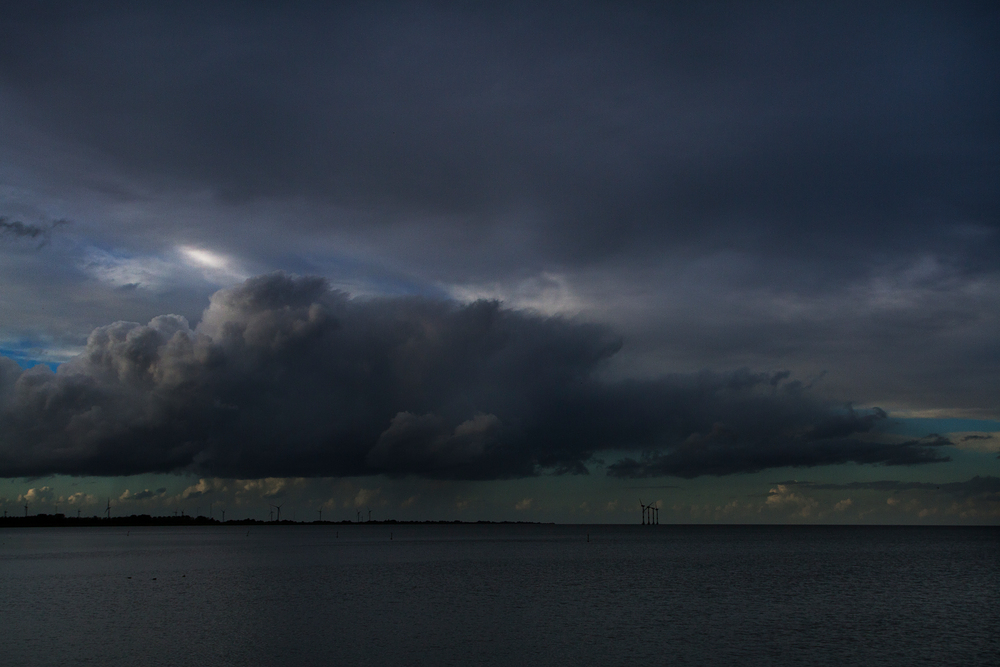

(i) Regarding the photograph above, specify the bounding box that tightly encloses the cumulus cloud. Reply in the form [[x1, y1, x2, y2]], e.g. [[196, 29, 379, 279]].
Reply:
[[777, 476, 1000, 521], [64, 491, 96, 506], [181, 479, 224, 499], [765, 484, 819, 517], [119, 487, 167, 501], [17, 486, 54, 504], [238, 478, 300, 500], [833, 498, 853, 512], [352, 488, 380, 508], [0, 273, 952, 481]]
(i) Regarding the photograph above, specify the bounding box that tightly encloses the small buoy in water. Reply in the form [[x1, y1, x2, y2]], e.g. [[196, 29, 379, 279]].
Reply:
[[152, 578, 156, 580], [390, 532, 393, 540]]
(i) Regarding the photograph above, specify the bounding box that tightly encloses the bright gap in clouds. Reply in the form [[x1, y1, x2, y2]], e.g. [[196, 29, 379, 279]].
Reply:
[[179, 246, 228, 269], [178, 245, 248, 284]]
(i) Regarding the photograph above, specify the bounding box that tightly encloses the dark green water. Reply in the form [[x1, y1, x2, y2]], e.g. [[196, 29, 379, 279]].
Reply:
[[1, 525, 997, 666]]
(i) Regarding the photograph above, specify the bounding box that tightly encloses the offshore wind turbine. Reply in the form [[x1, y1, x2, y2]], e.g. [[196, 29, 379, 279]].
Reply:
[[105, 498, 111, 520]]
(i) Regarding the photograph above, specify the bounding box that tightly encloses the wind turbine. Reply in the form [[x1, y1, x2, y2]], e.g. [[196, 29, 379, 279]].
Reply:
[[639, 499, 647, 525], [105, 498, 111, 520], [367, 508, 372, 523], [270, 503, 283, 522], [24, 503, 28, 518], [356, 510, 361, 523], [316, 509, 322, 522]]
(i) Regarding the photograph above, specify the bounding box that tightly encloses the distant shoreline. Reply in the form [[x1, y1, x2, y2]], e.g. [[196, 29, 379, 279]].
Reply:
[[1, 514, 995, 528], [0, 514, 552, 528]]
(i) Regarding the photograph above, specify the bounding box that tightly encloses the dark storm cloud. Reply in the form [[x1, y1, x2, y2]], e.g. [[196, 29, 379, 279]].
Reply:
[[0, 273, 949, 480], [777, 476, 1000, 500], [0, 2, 996, 266], [0, 3, 995, 479], [607, 434, 950, 480], [0, 218, 45, 240], [0, 217, 67, 247]]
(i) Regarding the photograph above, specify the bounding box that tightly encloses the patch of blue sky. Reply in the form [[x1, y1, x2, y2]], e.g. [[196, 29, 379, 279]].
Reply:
[[0, 342, 63, 371]]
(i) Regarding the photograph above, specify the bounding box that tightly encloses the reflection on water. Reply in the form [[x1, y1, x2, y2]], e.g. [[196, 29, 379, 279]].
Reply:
[[1, 525, 997, 666]]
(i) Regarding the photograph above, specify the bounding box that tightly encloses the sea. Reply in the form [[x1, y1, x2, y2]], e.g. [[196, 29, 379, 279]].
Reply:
[[1, 524, 997, 666]]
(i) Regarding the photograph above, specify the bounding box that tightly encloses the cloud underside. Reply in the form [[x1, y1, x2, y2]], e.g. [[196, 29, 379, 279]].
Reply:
[[778, 477, 1000, 498], [0, 274, 949, 480]]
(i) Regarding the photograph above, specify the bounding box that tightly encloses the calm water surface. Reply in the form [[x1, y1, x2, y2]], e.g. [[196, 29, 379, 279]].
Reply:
[[1, 525, 997, 666]]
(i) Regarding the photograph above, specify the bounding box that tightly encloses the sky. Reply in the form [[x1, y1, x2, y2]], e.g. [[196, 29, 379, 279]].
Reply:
[[0, 1, 997, 524]]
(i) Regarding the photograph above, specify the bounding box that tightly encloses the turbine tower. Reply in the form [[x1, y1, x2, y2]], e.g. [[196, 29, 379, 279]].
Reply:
[[105, 498, 111, 520]]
